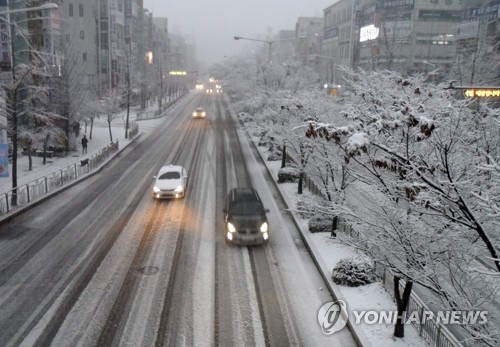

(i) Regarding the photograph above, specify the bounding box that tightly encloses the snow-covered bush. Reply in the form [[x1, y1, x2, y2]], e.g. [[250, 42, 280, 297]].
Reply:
[[295, 192, 320, 219], [277, 166, 299, 183], [308, 214, 333, 233], [267, 150, 282, 161], [257, 132, 276, 150], [332, 257, 377, 287], [238, 112, 253, 123]]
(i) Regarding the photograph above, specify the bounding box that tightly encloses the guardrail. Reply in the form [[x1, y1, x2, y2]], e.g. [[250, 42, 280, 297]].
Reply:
[[283, 152, 463, 347], [0, 141, 119, 215]]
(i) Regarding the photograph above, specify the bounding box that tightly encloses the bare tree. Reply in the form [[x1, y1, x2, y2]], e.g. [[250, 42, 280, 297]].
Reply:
[[100, 90, 122, 143], [49, 42, 92, 152]]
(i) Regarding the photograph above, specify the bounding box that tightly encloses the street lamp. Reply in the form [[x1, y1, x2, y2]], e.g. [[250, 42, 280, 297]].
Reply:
[[0, 3, 59, 205], [233, 35, 306, 63]]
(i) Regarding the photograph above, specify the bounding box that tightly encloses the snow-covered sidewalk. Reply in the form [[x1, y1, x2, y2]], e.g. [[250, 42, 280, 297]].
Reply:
[[255, 147, 427, 347], [0, 105, 162, 196]]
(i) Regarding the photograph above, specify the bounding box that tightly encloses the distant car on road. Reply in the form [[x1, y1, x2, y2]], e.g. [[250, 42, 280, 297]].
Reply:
[[223, 187, 269, 245], [192, 107, 206, 119], [153, 165, 188, 199]]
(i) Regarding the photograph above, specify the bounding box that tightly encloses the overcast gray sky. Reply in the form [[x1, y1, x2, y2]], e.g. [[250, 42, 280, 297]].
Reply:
[[143, 0, 335, 68]]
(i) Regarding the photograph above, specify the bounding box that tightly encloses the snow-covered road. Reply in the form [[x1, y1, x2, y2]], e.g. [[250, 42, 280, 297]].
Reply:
[[0, 92, 357, 346]]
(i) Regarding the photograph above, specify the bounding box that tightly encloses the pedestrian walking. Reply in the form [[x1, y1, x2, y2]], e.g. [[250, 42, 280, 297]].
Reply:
[[81, 134, 88, 154]]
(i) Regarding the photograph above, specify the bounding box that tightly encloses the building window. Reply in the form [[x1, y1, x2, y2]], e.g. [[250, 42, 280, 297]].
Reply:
[[80, 31, 85, 40], [83, 53, 87, 61], [69, 3, 73, 17], [79, 4, 84, 17]]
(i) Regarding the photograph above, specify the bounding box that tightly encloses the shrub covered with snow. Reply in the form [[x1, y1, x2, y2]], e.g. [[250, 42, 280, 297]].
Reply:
[[267, 150, 282, 161], [257, 132, 276, 150], [295, 193, 319, 219], [332, 258, 377, 287], [277, 166, 299, 183], [238, 112, 253, 123], [308, 214, 333, 233]]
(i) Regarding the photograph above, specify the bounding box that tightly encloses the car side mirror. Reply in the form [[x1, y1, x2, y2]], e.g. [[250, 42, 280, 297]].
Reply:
[[153, 176, 157, 180], [223, 209, 227, 214], [265, 209, 270, 213]]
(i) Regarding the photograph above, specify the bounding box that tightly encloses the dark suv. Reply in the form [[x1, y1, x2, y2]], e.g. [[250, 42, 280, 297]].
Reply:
[[223, 188, 269, 245]]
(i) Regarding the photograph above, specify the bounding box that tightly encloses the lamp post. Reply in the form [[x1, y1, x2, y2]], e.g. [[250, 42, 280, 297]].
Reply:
[[234, 35, 306, 63], [0, 3, 58, 205]]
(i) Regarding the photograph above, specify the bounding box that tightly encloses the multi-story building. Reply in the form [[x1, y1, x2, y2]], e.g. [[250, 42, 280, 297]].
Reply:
[[275, 30, 296, 63], [322, 0, 360, 84], [455, 0, 500, 85], [125, 0, 145, 80], [60, 0, 98, 91], [96, 0, 125, 92], [321, 0, 462, 82], [295, 17, 323, 67]]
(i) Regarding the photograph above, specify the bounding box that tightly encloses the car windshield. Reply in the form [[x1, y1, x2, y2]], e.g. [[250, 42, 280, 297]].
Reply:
[[196, 108, 203, 112], [229, 201, 264, 216], [159, 171, 180, 180]]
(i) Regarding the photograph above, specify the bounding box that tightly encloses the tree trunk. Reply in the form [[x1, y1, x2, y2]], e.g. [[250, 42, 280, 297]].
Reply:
[[281, 144, 286, 168], [298, 172, 304, 194], [90, 118, 94, 139], [43, 135, 49, 165], [108, 119, 113, 143], [394, 276, 413, 338], [27, 142, 33, 171]]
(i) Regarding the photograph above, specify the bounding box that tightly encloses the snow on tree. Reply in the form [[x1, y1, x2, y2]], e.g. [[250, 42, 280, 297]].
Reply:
[[305, 68, 500, 344], [100, 90, 122, 143], [1, 51, 64, 203], [47, 40, 92, 152]]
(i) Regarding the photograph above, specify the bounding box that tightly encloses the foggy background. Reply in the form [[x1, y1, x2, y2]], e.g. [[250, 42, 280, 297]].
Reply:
[[143, 0, 335, 68]]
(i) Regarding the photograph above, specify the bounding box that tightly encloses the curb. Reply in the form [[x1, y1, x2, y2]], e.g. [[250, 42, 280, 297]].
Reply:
[[0, 133, 143, 225]]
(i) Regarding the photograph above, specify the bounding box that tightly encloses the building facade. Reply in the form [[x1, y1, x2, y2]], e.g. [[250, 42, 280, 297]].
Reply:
[[61, 0, 98, 92], [321, 0, 464, 82], [455, 0, 500, 85], [322, 0, 360, 84], [296, 17, 323, 67]]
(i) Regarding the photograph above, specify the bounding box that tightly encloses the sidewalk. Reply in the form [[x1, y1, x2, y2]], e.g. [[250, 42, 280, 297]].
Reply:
[[0, 105, 162, 195]]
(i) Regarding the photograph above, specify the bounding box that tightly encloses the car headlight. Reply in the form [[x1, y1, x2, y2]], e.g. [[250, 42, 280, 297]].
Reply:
[[174, 185, 184, 193], [153, 186, 160, 193], [202, 112, 205, 116], [260, 222, 268, 233], [227, 222, 236, 233], [193, 112, 196, 116]]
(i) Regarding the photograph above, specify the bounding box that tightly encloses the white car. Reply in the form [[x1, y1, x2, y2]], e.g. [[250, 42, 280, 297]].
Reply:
[[153, 165, 188, 199], [192, 107, 206, 118]]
